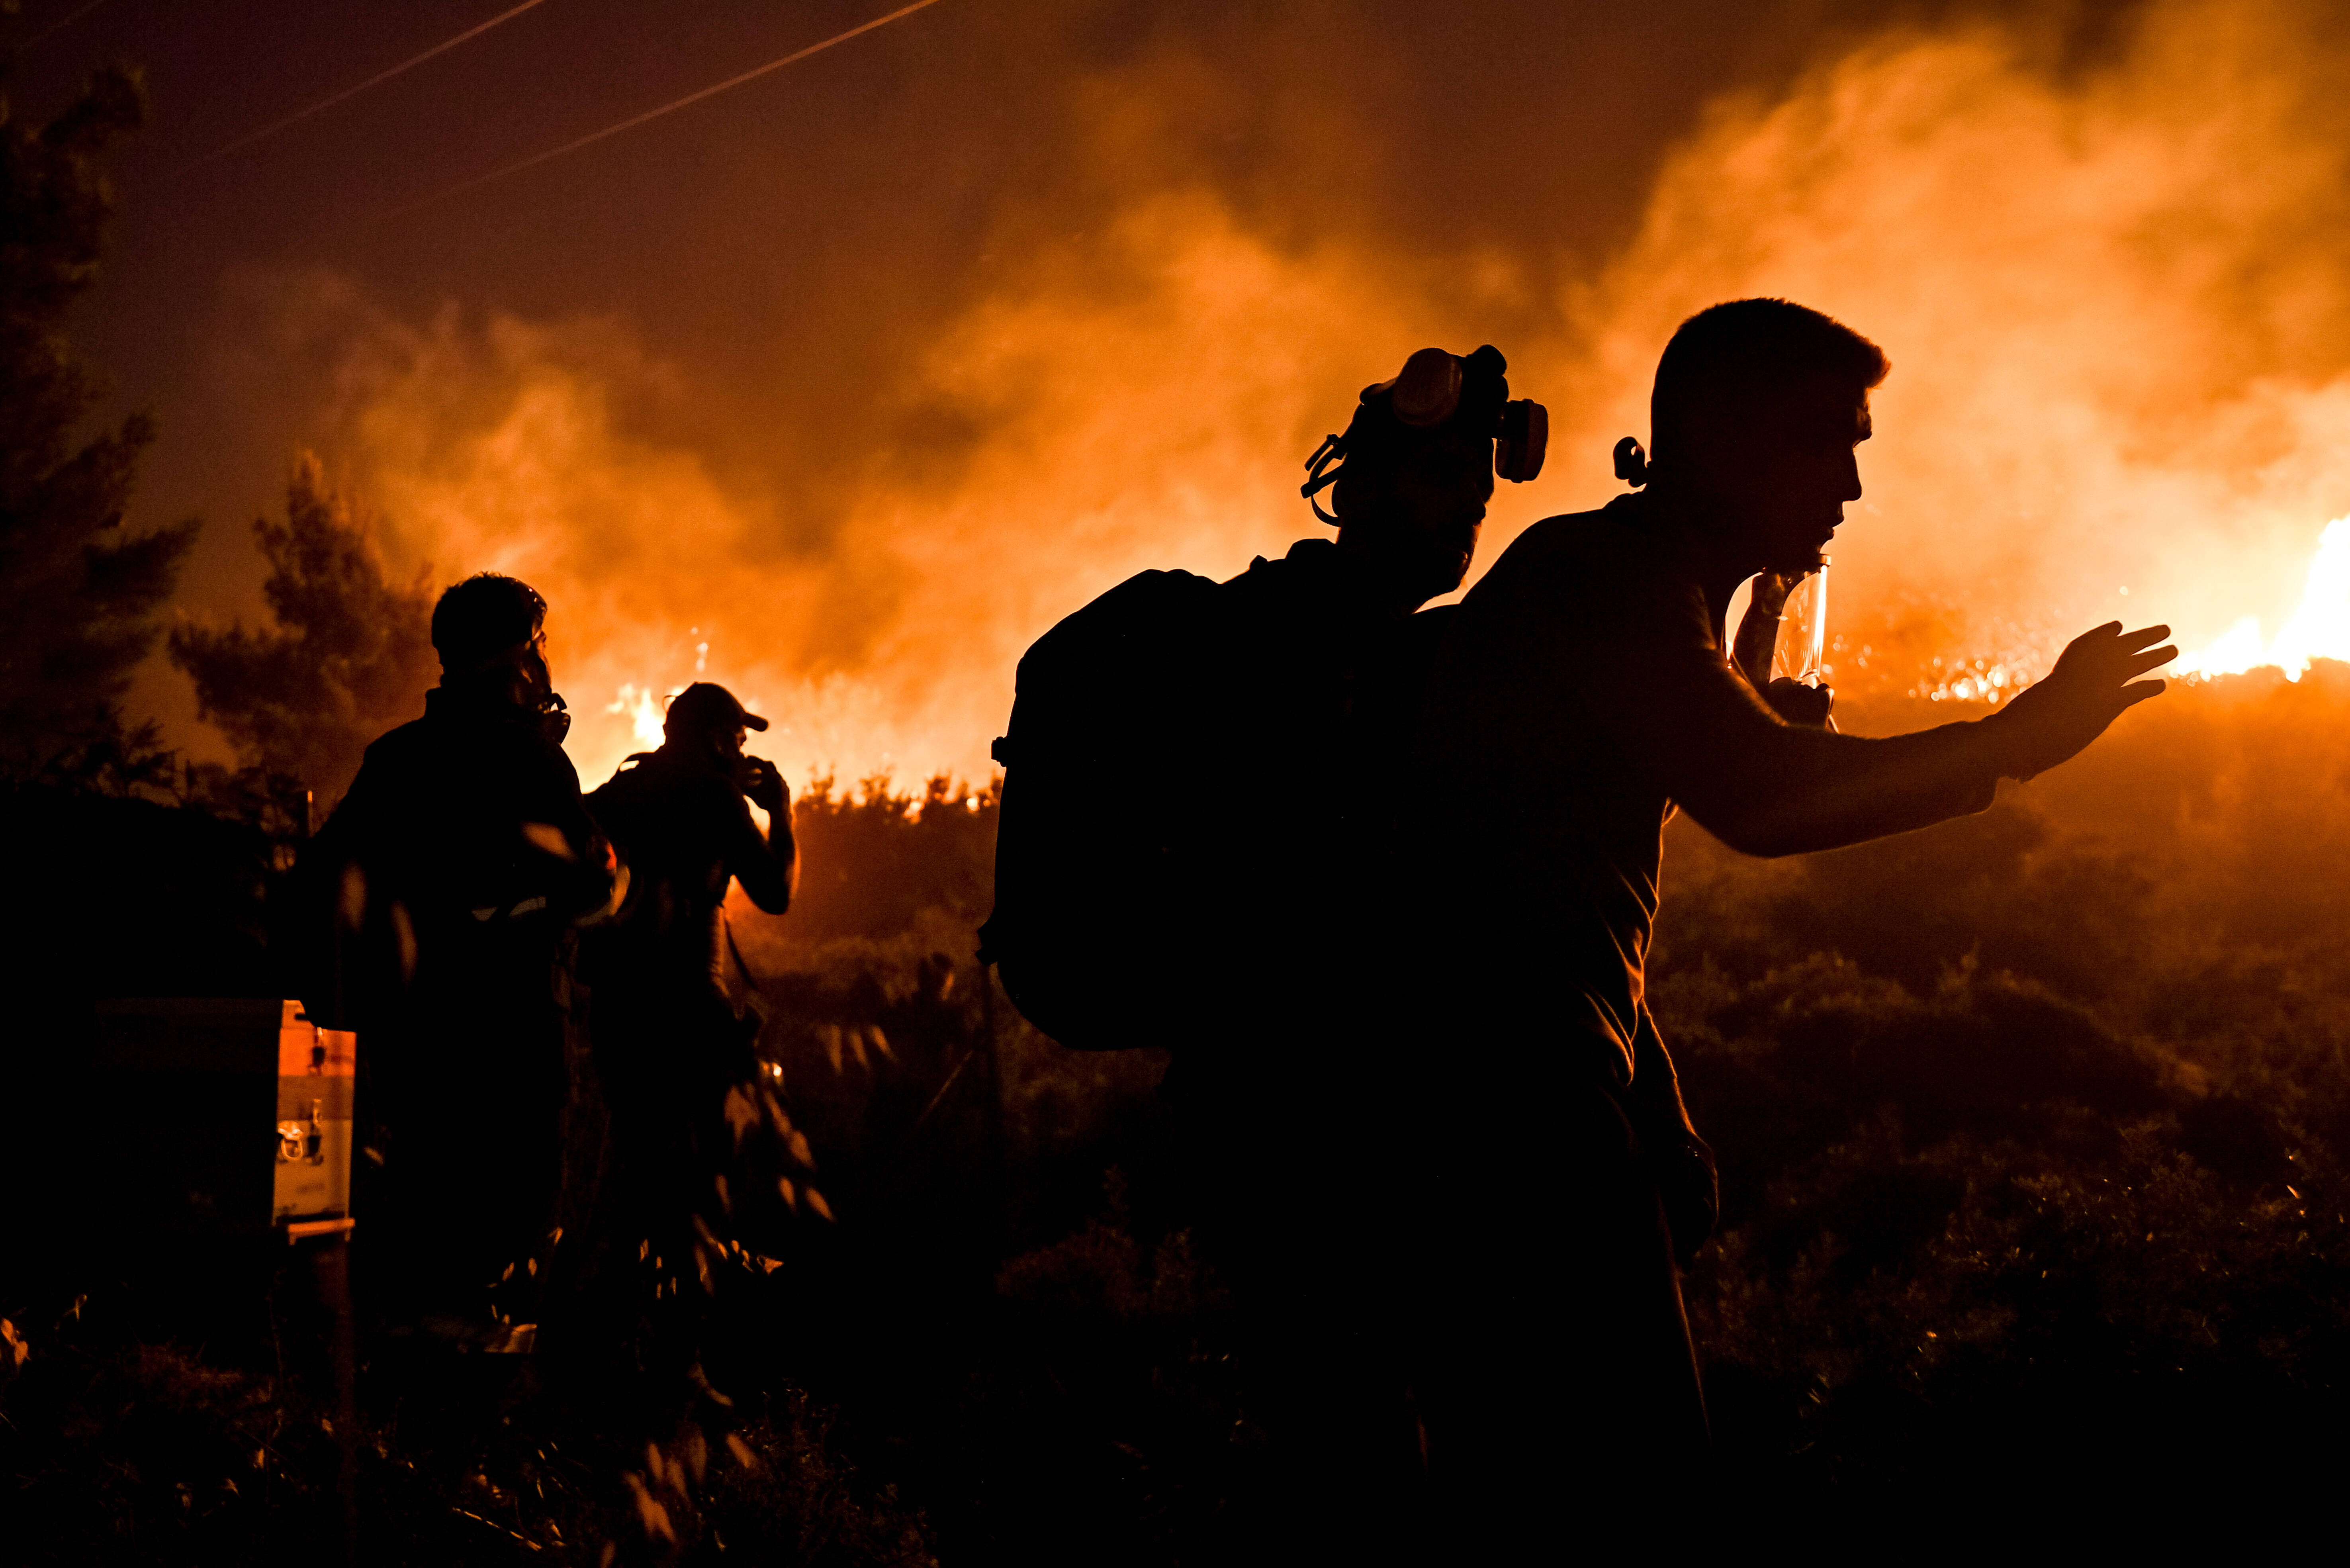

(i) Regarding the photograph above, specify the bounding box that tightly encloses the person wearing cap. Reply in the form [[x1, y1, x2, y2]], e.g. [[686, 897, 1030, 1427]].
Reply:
[[299, 572, 614, 1353], [584, 681, 795, 1019], [578, 681, 795, 1385]]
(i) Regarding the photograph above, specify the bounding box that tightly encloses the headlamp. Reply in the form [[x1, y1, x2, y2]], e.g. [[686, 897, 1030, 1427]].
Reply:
[[1301, 344, 1548, 524]]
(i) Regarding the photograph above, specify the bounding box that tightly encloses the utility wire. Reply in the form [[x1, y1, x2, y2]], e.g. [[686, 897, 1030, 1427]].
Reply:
[[373, 0, 944, 222], [20, 0, 111, 53], [180, 0, 551, 174]]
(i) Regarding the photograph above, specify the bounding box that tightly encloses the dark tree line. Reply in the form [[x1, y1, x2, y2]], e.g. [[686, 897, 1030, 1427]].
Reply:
[[0, 57, 191, 790], [168, 454, 437, 812]]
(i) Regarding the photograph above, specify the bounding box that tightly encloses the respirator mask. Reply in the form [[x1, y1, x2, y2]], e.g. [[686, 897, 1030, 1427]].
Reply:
[[1301, 344, 1548, 524], [535, 690, 571, 746]]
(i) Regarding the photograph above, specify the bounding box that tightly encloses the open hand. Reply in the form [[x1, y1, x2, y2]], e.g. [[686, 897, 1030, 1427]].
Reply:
[[1992, 622, 2174, 779]]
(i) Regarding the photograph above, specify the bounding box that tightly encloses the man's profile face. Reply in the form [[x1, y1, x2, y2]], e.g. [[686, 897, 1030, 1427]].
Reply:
[[1689, 375, 1871, 572], [475, 627, 553, 706]]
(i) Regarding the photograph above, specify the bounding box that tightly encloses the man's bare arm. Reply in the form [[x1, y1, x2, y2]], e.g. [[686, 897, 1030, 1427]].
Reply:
[[727, 759, 798, 914], [1646, 622, 2174, 857]]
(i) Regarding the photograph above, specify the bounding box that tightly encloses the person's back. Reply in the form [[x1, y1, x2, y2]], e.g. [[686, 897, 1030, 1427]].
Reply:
[[302, 574, 611, 1348], [582, 681, 794, 1059], [344, 686, 604, 1004], [1173, 534, 1457, 1071], [1138, 346, 1550, 1558], [576, 682, 794, 1397], [1417, 499, 1710, 1054], [588, 753, 790, 1004]]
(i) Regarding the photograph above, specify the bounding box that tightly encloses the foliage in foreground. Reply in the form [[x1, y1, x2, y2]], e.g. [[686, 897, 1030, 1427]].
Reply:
[[17, 670, 2350, 1556]]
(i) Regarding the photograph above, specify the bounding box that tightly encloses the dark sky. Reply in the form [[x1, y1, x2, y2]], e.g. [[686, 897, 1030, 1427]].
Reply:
[[16, 0, 2136, 554]]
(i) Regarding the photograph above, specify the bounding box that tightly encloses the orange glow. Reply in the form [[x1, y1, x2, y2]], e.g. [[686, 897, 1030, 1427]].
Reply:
[[270, 0, 2350, 778], [2177, 517, 2350, 680]]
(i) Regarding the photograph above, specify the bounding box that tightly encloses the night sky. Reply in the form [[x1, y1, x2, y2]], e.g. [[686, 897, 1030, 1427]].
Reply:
[[16, 0, 2340, 786]]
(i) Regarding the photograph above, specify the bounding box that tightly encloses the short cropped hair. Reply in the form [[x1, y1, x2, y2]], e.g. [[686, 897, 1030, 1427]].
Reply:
[[1651, 299, 1888, 456], [430, 573, 548, 669]]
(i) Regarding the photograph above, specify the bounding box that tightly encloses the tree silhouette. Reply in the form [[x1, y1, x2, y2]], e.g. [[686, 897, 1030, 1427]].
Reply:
[[168, 454, 436, 809], [0, 61, 195, 789]]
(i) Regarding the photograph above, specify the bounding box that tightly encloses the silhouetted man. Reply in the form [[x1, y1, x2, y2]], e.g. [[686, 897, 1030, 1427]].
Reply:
[[1159, 346, 1546, 1553], [304, 573, 613, 1349], [579, 682, 795, 1381], [986, 346, 1546, 1554], [1401, 299, 2172, 1535]]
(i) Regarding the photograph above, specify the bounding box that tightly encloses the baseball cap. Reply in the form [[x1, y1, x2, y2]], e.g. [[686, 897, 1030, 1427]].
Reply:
[[663, 681, 769, 738]]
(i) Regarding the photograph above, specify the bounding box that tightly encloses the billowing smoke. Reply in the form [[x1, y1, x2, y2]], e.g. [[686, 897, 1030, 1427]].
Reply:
[[1550, 0, 2350, 700], [239, 0, 2350, 785], [279, 194, 1462, 787]]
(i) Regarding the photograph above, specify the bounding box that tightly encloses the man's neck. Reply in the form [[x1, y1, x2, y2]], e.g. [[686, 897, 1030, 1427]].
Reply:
[[1636, 481, 1765, 630], [655, 740, 726, 775], [435, 671, 530, 714], [1327, 532, 1438, 618]]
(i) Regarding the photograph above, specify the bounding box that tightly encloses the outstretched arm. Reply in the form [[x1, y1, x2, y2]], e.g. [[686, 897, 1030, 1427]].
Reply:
[[1643, 621, 2173, 857]]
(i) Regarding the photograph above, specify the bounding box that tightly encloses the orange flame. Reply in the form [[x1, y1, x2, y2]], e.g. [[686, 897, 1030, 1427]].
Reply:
[[2177, 517, 2350, 680], [248, 0, 2350, 781]]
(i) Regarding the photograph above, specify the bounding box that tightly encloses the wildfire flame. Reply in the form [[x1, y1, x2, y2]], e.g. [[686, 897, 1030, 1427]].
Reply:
[[607, 684, 669, 750], [232, 0, 2350, 784], [2177, 517, 2350, 681]]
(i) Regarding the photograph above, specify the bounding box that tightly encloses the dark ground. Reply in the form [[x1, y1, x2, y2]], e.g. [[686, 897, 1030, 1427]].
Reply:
[[11, 668, 2350, 1559]]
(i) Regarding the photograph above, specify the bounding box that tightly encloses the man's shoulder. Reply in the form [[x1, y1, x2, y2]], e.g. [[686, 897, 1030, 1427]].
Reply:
[[352, 713, 435, 776], [1470, 500, 1644, 598], [593, 753, 735, 813], [1455, 497, 1711, 676], [1214, 540, 1360, 652], [481, 716, 583, 790], [1221, 536, 1332, 585], [1023, 565, 1222, 672]]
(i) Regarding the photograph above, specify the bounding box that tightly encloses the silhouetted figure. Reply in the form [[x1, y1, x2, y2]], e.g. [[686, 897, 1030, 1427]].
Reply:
[[987, 345, 1549, 1557], [1399, 300, 2173, 1538], [579, 682, 796, 1387], [300, 573, 613, 1349]]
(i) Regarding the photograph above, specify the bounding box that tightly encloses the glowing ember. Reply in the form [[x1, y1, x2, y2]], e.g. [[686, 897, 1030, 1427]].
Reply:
[[2178, 516, 2350, 681]]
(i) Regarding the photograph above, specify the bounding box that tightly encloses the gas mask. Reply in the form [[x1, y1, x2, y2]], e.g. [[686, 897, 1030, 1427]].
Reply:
[[535, 690, 571, 747], [1301, 344, 1548, 523], [513, 636, 570, 744]]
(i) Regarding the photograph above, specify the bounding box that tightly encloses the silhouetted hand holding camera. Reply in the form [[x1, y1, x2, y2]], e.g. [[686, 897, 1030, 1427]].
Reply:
[[736, 756, 789, 816], [1990, 621, 2175, 780]]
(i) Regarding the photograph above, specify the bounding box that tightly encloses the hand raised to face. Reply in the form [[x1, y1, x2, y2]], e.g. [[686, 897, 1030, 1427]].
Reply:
[[1762, 677, 1835, 730], [735, 755, 789, 816], [1990, 622, 2175, 780]]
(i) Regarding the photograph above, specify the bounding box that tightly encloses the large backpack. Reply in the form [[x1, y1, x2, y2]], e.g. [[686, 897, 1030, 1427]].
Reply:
[[978, 568, 1229, 1051]]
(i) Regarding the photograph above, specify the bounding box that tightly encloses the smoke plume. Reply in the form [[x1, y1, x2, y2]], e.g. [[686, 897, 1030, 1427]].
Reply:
[[241, 0, 2350, 785]]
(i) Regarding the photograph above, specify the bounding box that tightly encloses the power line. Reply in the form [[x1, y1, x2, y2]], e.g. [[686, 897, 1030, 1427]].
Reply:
[[20, 0, 112, 53], [179, 0, 551, 174], [373, 0, 945, 223]]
